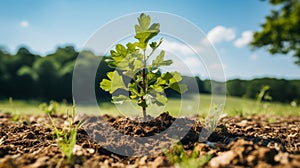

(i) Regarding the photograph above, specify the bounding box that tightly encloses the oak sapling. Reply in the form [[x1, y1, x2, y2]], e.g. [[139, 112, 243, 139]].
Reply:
[[100, 13, 187, 119]]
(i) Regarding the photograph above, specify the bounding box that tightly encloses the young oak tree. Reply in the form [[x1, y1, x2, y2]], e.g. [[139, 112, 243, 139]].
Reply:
[[100, 13, 187, 119]]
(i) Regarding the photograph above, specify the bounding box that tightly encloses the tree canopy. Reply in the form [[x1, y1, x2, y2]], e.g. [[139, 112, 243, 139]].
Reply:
[[251, 0, 300, 64], [0, 46, 204, 102]]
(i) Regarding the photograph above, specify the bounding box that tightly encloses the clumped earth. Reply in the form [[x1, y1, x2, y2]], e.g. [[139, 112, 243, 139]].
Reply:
[[0, 111, 299, 168]]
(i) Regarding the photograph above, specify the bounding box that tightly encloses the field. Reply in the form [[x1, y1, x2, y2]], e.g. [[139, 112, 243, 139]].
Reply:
[[0, 95, 299, 167], [0, 94, 299, 117]]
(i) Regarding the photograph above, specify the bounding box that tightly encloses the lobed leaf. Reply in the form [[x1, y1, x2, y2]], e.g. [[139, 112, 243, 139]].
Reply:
[[151, 51, 173, 67], [134, 13, 160, 49], [100, 71, 128, 94]]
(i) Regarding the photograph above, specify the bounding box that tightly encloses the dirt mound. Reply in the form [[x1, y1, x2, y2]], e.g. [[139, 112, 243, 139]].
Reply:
[[0, 112, 299, 167]]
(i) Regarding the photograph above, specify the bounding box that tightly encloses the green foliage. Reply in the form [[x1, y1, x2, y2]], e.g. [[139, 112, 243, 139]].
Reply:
[[8, 97, 20, 121], [100, 13, 187, 118], [48, 106, 80, 161], [2, 42, 300, 104], [251, 0, 300, 64], [256, 85, 272, 103], [164, 143, 212, 168], [39, 100, 59, 115], [256, 85, 273, 112], [227, 78, 299, 103]]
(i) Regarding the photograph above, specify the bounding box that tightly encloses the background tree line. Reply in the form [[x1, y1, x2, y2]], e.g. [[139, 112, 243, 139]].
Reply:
[[0, 46, 205, 102], [0, 46, 299, 104], [227, 78, 300, 103]]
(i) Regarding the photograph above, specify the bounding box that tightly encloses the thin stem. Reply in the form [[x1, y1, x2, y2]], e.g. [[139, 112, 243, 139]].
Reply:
[[142, 50, 147, 119], [147, 48, 156, 60]]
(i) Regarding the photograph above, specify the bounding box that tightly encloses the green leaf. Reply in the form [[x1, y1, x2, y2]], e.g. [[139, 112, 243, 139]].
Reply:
[[112, 95, 129, 104], [100, 71, 127, 94], [170, 83, 188, 94], [136, 13, 151, 32], [116, 44, 126, 53], [149, 23, 160, 31], [100, 79, 112, 93], [133, 58, 143, 72], [138, 99, 148, 108], [106, 44, 130, 69], [150, 42, 157, 49], [156, 93, 168, 105], [155, 76, 168, 86], [145, 93, 168, 106], [151, 71, 187, 94], [152, 51, 173, 67], [147, 72, 159, 84], [128, 82, 141, 98], [169, 71, 183, 84], [126, 42, 137, 52], [150, 38, 163, 50], [134, 13, 160, 49], [161, 72, 174, 81]]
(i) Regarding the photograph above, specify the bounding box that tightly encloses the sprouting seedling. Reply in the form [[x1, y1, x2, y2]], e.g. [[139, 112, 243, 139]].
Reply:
[[198, 103, 223, 142], [39, 100, 59, 115], [48, 105, 81, 162], [100, 13, 187, 119], [9, 97, 20, 121], [256, 85, 272, 103], [164, 142, 212, 168]]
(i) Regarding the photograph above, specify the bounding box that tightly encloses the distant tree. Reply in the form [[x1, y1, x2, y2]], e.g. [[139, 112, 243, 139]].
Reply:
[[16, 47, 38, 66], [33, 58, 60, 100], [251, 0, 300, 64], [95, 56, 114, 102], [17, 66, 38, 98], [3, 47, 39, 98], [227, 79, 246, 97], [0, 48, 9, 78], [47, 46, 77, 65], [203, 79, 211, 94], [244, 78, 298, 102], [0, 48, 11, 98], [290, 80, 300, 101]]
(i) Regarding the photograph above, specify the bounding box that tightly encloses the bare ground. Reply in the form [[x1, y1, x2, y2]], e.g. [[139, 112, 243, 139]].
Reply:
[[0, 112, 299, 168]]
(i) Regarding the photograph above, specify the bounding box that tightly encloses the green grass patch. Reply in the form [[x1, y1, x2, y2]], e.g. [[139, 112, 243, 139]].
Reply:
[[0, 94, 299, 116]]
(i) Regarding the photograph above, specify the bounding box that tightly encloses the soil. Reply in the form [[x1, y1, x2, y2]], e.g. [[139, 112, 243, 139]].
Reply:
[[0, 112, 299, 168]]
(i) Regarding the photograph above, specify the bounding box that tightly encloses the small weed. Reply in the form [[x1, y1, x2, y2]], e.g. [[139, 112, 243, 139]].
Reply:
[[267, 117, 277, 123], [256, 85, 272, 112], [40, 100, 59, 115], [256, 85, 272, 103], [199, 104, 223, 141], [48, 105, 81, 162], [8, 97, 20, 121], [233, 108, 244, 117], [291, 99, 297, 107], [164, 143, 212, 168]]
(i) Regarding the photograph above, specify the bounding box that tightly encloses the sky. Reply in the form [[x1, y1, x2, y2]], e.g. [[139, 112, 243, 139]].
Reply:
[[0, 0, 300, 80]]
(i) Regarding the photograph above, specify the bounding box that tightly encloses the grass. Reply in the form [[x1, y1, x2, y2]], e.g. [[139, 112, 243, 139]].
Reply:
[[48, 105, 80, 162], [164, 142, 212, 168], [0, 94, 299, 117]]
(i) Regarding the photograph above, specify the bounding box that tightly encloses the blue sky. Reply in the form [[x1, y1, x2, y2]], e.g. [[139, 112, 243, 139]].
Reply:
[[1, 0, 300, 80]]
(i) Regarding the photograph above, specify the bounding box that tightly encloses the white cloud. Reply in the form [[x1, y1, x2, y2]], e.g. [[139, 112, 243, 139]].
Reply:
[[167, 56, 205, 76], [209, 63, 226, 70], [207, 26, 235, 44], [160, 40, 195, 55], [234, 31, 253, 48], [20, 20, 29, 28], [155, 39, 226, 80], [249, 54, 258, 60]]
